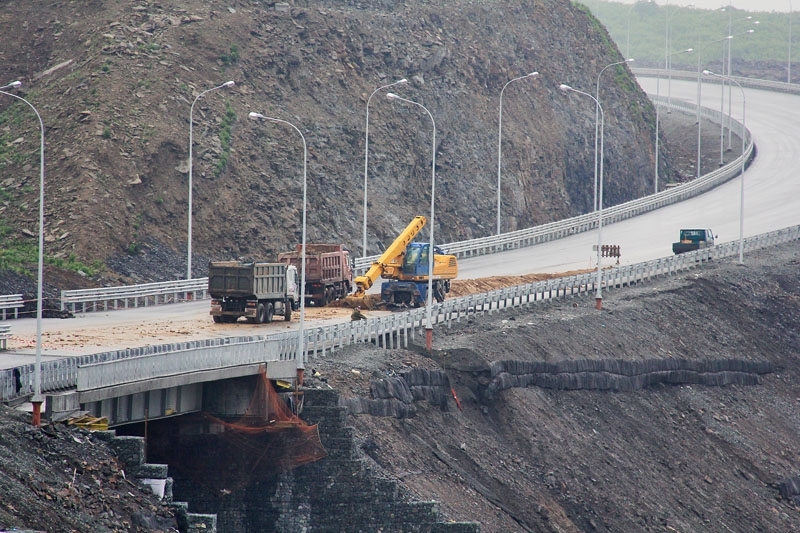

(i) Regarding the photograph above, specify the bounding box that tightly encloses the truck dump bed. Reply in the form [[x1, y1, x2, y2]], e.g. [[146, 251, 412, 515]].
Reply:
[[277, 244, 351, 284], [208, 261, 288, 299]]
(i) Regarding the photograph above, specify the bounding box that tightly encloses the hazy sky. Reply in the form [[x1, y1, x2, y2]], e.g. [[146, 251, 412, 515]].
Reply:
[[611, 0, 795, 13]]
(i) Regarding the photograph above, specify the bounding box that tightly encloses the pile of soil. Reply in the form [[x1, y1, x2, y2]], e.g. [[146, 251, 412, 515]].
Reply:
[[0, 407, 178, 532]]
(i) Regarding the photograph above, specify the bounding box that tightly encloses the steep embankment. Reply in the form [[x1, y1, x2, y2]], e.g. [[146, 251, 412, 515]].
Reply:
[[0, 0, 673, 287], [307, 240, 800, 532]]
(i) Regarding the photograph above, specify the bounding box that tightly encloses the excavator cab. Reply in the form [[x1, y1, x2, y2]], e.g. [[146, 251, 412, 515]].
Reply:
[[402, 243, 430, 276]]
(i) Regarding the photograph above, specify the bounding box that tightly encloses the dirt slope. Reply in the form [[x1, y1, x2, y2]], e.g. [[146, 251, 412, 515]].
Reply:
[[0, 0, 684, 288], [0, 406, 179, 532], [306, 240, 800, 532]]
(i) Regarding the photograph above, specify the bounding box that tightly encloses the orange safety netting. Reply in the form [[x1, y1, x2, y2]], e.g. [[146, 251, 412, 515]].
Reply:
[[201, 368, 327, 482]]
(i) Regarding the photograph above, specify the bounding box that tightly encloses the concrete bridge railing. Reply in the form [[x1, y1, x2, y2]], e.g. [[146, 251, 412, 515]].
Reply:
[[3, 223, 799, 405]]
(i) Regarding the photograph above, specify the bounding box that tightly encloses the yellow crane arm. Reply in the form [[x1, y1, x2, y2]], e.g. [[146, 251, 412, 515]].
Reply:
[[352, 216, 427, 295]]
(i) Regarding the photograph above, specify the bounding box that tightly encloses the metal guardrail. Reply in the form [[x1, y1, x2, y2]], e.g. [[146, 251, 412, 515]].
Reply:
[[0, 294, 25, 320], [0, 91, 741, 314], [631, 68, 800, 95], [0, 324, 10, 351], [3, 224, 799, 404], [355, 96, 751, 271], [60, 279, 207, 313]]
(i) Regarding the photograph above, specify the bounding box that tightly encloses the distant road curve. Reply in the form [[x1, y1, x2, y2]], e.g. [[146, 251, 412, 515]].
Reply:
[[458, 75, 800, 278]]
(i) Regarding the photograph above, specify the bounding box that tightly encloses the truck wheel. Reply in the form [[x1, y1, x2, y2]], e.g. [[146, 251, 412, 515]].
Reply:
[[212, 316, 223, 323], [284, 302, 293, 321], [320, 291, 329, 307], [256, 303, 267, 324], [265, 303, 274, 323]]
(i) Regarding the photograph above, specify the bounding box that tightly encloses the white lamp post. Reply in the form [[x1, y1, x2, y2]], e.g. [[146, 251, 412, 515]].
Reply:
[[726, 26, 755, 150], [496, 71, 539, 234], [386, 93, 437, 351], [626, 5, 633, 59], [655, 48, 693, 194], [790, 0, 794, 84], [695, 35, 733, 179], [1, 81, 45, 426], [703, 70, 746, 264], [362, 78, 407, 258], [187, 80, 234, 280], [559, 84, 605, 310], [668, 48, 693, 108], [595, 59, 632, 211], [248, 112, 308, 375]]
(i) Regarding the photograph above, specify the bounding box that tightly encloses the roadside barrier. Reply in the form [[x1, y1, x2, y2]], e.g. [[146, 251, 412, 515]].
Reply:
[[0, 324, 10, 350], [1, 96, 746, 314], [2, 224, 798, 405], [0, 294, 24, 320]]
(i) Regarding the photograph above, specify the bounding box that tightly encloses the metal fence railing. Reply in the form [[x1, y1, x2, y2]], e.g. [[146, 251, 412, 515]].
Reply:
[[3, 224, 799, 404], [0, 294, 25, 321], [0, 94, 736, 314]]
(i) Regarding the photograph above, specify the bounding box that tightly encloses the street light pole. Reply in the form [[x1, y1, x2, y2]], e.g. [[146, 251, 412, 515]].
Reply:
[[626, 2, 637, 60], [1, 82, 45, 426], [362, 78, 407, 259], [386, 93, 437, 351], [248, 112, 308, 375], [595, 59, 632, 211], [656, 48, 693, 193], [703, 70, 746, 263], [668, 48, 693, 108], [496, 71, 539, 234], [790, 0, 794, 84], [559, 84, 605, 310], [187, 80, 234, 280], [727, 26, 755, 150]]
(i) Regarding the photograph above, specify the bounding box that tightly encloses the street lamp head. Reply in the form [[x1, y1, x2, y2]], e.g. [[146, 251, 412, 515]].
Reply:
[[685, 48, 694, 53], [3, 80, 22, 90], [386, 92, 400, 100], [626, 58, 635, 63], [248, 111, 264, 120], [397, 78, 408, 84], [223, 80, 235, 88], [703, 69, 714, 75], [528, 71, 540, 78], [559, 84, 572, 93]]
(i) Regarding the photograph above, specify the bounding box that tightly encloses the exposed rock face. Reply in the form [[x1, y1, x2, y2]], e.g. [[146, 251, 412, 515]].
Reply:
[[0, 0, 674, 285]]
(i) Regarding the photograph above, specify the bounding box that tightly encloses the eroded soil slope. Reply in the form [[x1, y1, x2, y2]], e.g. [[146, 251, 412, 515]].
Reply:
[[307, 240, 800, 532]]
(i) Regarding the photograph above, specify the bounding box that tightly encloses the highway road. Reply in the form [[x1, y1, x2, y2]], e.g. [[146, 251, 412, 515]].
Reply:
[[5, 77, 799, 363], [458, 77, 800, 277]]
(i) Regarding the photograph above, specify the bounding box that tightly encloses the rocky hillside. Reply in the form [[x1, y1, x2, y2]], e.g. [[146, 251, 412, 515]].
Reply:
[[0, 0, 677, 287], [308, 240, 800, 532]]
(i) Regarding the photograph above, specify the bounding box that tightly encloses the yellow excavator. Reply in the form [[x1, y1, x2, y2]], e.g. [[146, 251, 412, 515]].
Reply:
[[352, 216, 458, 307]]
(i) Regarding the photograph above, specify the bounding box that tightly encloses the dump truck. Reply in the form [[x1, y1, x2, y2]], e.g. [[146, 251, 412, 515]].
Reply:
[[208, 261, 298, 323], [352, 216, 458, 307], [277, 244, 353, 307], [672, 228, 716, 255]]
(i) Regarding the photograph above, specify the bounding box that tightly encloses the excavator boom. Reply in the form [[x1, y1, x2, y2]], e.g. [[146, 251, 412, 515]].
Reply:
[[353, 216, 427, 296]]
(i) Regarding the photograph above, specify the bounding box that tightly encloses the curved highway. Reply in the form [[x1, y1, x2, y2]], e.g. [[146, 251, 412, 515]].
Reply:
[[5, 77, 800, 359], [458, 77, 800, 278]]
